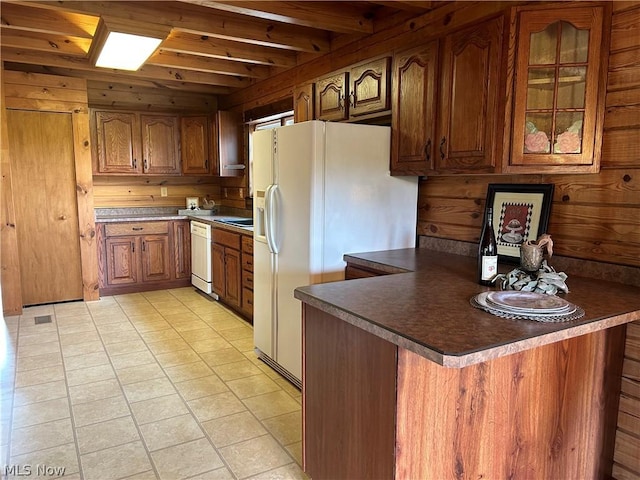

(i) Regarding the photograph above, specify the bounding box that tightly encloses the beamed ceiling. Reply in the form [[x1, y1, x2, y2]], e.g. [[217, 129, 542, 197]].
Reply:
[[1, 1, 443, 107]]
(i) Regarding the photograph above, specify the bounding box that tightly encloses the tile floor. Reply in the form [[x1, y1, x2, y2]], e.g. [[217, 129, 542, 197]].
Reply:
[[0, 288, 308, 480]]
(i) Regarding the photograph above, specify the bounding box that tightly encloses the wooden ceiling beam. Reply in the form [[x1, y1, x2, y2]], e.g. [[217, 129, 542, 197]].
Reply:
[[0, 30, 91, 56], [176, 1, 374, 34], [0, 2, 98, 38], [162, 31, 298, 68], [149, 50, 273, 79]]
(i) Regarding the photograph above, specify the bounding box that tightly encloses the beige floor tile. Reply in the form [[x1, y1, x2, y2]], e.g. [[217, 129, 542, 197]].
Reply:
[[68, 378, 123, 405], [118, 470, 158, 480], [187, 392, 246, 423], [15, 365, 65, 388], [120, 305, 157, 317], [176, 328, 220, 343], [17, 341, 60, 358], [12, 397, 70, 428], [285, 442, 303, 466], [174, 375, 228, 401], [13, 380, 67, 407], [162, 312, 202, 325], [146, 338, 191, 355], [139, 414, 204, 451], [200, 348, 246, 367], [72, 395, 130, 427], [229, 337, 255, 353], [76, 416, 140, 454], [54, 302, 89, 316], [11, 418, 74, 456], [80, 441, 152, 480], [97, 321, 137, 335], [63, 351, 110, 371], [60, 341, 105, 358], [139, 329, 182, 344], [226, 374, 281, 399], [129, 393, 189, 425], [9, 442, 79, 478], [104, 339, 149, 357], [261, 411, 302, 446], [184, 467, 234, 479], [59, 330, 101, 346], [151, 437, 224, 480], [217, 326, 253, 341], [16, 352, 62, 372], [152, 304, 189, 316], [57, 322, 98, 335], [243, 391, 301, 420], [163, 361, 213, 383], [131, 319, 172, 333], [154, 348, 201, 368], [123, 377, 176, 403], [188, 337, 233, 354], [274, 378, 302, 398], [18, 324, 58, 337], [100, 330, 144, 345], [212, 360, 262, 381], [110, 350, 157, 370], [205, 317, 247, 332], [116, 363, 166, 385], [16, 332, 59, 347], [218, 434, 293, 479], [172, 320, 211, 333], [66, 364, 116, 387], [202, 411, 267, 448], [246, 463, 308, 480]]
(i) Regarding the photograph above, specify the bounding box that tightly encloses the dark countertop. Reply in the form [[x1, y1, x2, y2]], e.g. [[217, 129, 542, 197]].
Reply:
[[294, 248, 640, 368]]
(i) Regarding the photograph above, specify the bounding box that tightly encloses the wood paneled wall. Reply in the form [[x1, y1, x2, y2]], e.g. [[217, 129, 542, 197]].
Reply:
[[92, 176, 221, 208], [418, 3, 640, 270]]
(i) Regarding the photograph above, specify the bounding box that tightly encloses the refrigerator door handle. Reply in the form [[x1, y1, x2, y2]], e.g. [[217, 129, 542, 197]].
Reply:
[[265, 184, 280, 254]]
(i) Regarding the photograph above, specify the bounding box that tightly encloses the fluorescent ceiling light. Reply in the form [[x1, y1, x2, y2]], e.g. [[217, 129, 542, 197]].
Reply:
[[89, 17, 169, 71], [95, 32, 162, 70]]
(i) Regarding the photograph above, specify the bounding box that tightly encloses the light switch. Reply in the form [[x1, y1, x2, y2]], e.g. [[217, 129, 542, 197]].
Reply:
[[161, 187, 168, 197]]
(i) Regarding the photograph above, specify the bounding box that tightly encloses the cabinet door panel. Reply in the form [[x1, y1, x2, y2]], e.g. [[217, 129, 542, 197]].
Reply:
[[212, 243, 226, 296], [105, 237, 138, 285], [294, 83, 315, 123], [217, 110, 243, 177], [437, 17, 503, 173], [181, 116, 210, 174], [173, 221, 191, 279], [349, 57, 391, 117], [95, 111, 141, 174], [316, 72, 348, 121], [391, 42, 438, 175], [224, 248, 241, 308], [141, 115, 180, 174], [140, 235, 171, 282]]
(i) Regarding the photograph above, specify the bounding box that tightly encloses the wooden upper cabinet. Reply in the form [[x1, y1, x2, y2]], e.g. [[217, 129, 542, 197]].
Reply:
[[141, 114, 180, 175], [294, 82, 315, 123], [349, 57, 391, 118], [217, 110, 244, 177], [436, 16, 504, 174], [181, 115, 211, 175], [316, 72, 348, 121], [391, 42, 438, 175], [506, 5, 606, 174], [94, 110, 141, 174]]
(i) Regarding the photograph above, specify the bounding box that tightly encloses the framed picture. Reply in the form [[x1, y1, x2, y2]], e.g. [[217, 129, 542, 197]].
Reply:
[[484, 183, 554, 263]]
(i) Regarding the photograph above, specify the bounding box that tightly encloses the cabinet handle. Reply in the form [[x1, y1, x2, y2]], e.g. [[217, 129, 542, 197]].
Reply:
[[424, 138, 431, 162], [440, 137, 446, 160], [133, 159, 137, 169], [131, 242, 135, 253], [142, 241, 145, 252], [338, 95, 345, 111], [205, 159, 208, 169], [132, 227, 144, 231], [349, 91, 355, 108], [144, 159, 148, 170]]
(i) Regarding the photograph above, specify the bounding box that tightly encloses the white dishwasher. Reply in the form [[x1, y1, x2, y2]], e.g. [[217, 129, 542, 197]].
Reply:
[[190, 221, 218, 299]]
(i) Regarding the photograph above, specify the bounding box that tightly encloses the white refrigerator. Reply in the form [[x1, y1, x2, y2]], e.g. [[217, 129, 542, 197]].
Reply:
[[252, 121, 418, 386]]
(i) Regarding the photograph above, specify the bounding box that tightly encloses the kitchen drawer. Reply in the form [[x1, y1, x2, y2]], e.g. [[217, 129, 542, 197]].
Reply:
[[241, 235, 253, 255], [242, 269, 253, 290], [212, 228, 240, 249], [105, 222, 169, 236], [242, 252, 253, 272]]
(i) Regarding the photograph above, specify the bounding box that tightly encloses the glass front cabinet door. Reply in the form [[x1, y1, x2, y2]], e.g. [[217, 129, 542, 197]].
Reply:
[[508, 6, 607, 173]]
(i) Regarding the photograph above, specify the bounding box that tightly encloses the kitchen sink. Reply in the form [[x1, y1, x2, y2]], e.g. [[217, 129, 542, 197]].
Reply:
[[217, 218, 253, 228]]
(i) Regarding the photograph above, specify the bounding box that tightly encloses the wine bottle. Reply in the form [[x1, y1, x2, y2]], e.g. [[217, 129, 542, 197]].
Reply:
[[478, 207, 498, 286]]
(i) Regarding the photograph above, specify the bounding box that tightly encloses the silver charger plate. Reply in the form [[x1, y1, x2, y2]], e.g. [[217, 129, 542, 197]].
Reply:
[[486, 291, 572, 313], [471, 292, 585, 323]]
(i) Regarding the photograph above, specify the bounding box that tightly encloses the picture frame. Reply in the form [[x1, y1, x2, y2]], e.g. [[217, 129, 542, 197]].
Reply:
[[484, 183, 555, 263]]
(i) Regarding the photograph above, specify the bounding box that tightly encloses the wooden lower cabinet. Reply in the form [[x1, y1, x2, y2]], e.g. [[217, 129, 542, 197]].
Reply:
[[241, 235, 254, 323], [97, 220, 190, 295], [212, 242, 241, 308], [303, 304, 625, 479]]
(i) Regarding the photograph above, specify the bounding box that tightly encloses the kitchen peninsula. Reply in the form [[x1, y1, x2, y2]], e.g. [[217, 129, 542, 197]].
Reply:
[[294, 248, 640, 479]]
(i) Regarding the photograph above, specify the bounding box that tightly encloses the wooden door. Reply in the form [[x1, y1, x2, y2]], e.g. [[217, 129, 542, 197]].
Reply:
[[141, 114, 181, 174], [316, 72, 348, 121], [172, 220, 191, 279], [217, 110, 243, 177], [349, 57, 391, 118], [437, 16, 504, 173], [391, 42, 439, 175], [181, 115, 211, 174], [105, 236, 138, 286], [224, 248, 241, 308], [7, 110, 84, 305], [140, 235, 171, 282], [294, 83, 315, 123], [94, 110, 141, 174], [212, 243, 226, 297]]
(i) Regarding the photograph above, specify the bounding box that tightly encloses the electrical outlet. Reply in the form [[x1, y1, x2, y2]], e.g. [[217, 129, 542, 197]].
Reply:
[[160, 187, 168, 197]]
